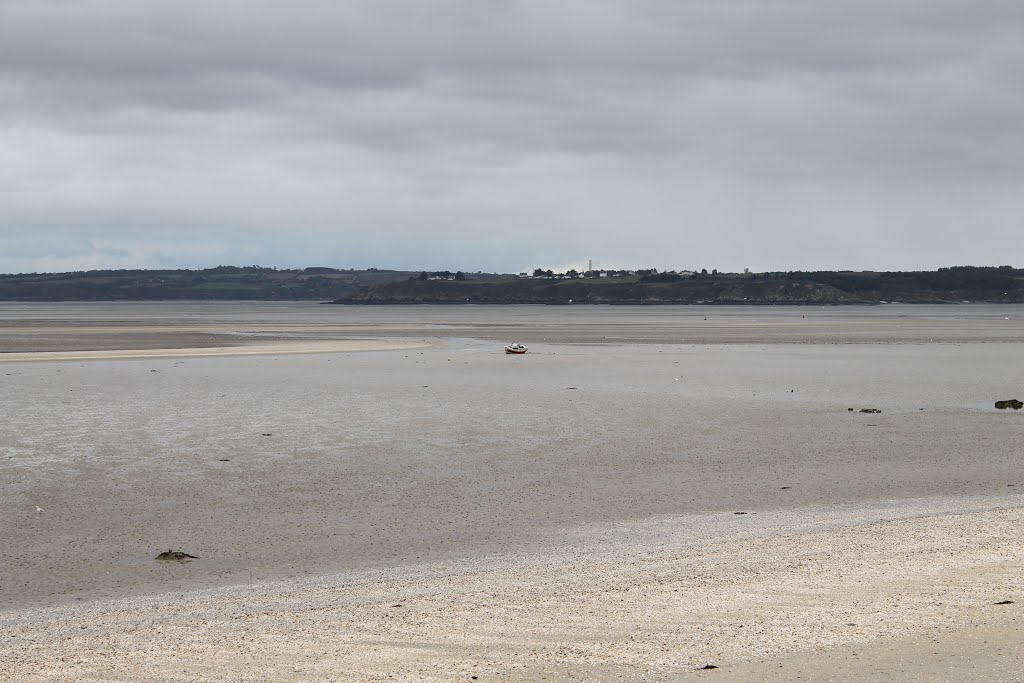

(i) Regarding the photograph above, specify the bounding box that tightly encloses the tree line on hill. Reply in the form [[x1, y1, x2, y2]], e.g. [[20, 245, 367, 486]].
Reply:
[[518, 265, 1021, 290], [0, 266, 413, 301], [0, 265, 1020, 302], [342, 265, 1024, 305]]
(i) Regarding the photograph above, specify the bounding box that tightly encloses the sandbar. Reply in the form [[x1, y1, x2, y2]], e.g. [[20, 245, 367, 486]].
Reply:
[[0, 338, 435, 362]]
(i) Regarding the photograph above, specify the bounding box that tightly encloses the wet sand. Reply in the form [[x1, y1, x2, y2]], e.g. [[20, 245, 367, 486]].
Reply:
[[1, 303, 1022, 680], [2, 301, 1024, 349]]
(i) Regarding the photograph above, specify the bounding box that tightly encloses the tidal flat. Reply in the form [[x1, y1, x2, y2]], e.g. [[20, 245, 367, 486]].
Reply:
[[1, 303, 1022, 681]]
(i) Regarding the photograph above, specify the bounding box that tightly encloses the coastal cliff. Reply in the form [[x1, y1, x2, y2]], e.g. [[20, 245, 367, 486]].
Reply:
[[338, 268, 1024, 305]]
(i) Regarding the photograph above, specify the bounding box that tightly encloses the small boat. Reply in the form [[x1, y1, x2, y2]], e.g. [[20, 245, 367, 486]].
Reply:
[[504, 342, 528, 354]]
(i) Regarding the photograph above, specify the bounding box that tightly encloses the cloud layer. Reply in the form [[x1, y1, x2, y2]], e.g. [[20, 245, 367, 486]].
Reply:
[[2, 1, 1021, 273]]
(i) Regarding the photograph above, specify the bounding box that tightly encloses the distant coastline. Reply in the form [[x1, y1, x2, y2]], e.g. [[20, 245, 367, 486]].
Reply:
[[0, 266, 416, 302], [338, 266, 1024, 305], [0, 265, 1021, 304]]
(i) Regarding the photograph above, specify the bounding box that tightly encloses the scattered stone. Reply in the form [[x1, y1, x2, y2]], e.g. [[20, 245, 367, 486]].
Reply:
[[848, 408, 854, 411], [859, 408, 882, 413], [219, 458, 231, 462], [566, 387, 578, 390], [699, 664, 719, 670], [780, 486, 791, 490], [392, 603, 403, 608], [734, 511, 749, 515], [156, 550, 198, 562], [994, 399, 1023, 410], [261, 433, 273, 436], [994, 600, 1014, 605]]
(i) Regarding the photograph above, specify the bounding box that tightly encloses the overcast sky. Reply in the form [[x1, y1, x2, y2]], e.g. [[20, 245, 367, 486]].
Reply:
[[1, 1, 1021, 274]]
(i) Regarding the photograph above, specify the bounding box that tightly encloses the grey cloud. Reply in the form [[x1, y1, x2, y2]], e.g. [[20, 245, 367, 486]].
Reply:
[[5, 2, 1019, 97], [0, 1, 1021, 273]]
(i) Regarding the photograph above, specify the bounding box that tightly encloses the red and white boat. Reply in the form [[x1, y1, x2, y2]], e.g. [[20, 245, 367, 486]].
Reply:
[[504, 342, 528, 354]]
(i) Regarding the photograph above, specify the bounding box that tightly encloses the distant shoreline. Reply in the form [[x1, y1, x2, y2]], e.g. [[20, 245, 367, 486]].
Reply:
[[1, 265, 1021, 304], [339, 267, 1024, 305]]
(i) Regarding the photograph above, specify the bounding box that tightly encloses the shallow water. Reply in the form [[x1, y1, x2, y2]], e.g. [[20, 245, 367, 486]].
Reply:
[[1, 303, 1022, 608], [1, 301, 1023, 348]]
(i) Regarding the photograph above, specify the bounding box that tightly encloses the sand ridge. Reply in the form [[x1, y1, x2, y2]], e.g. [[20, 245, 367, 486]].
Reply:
[[0, 338, 436, 362]]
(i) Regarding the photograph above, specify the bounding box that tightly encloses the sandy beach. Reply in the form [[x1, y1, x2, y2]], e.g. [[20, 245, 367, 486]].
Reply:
[[2, 500, 1021, 682], [1, 303, 1022, 681]]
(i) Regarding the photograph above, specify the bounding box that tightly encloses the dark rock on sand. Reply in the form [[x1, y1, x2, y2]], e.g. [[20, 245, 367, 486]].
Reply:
[[994, 399, 1023, 410], [859, 408, 882, 413], [156, 550, 198, 561]]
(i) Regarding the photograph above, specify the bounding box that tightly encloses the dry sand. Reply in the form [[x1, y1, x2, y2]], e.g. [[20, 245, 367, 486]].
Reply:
[[1, 303, 1022, 681], [2, 501, 1021, 682]]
